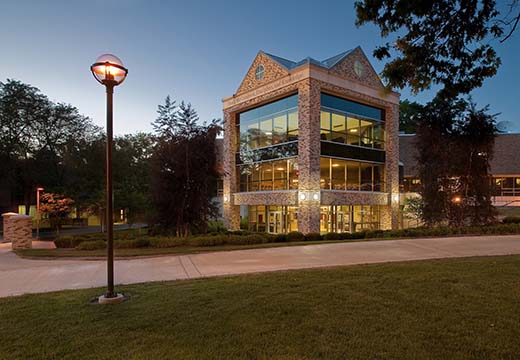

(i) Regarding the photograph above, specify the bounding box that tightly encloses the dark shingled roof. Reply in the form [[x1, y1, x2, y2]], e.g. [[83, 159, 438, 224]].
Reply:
[[263, 49, 355, 71], [490, 133, 520, 175], [399, 133, 520, 177]]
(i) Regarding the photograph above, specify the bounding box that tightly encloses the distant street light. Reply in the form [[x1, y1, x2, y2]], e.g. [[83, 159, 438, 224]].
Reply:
[[90, 54, 128, 304], [36, 187, 44, 239]]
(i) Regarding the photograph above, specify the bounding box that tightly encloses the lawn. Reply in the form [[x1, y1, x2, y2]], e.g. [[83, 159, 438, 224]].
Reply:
[[1, 256, 520, 359]]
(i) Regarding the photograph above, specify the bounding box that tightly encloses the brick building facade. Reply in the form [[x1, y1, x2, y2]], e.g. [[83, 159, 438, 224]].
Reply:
[[222, 47, 400, 234]]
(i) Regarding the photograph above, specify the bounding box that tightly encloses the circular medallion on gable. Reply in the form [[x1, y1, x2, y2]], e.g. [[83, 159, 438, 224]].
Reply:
[[354, 61, 364, 77]]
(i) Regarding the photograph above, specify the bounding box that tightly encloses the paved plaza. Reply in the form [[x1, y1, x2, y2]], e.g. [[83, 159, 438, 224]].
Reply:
[[1, 235, 520, 298]]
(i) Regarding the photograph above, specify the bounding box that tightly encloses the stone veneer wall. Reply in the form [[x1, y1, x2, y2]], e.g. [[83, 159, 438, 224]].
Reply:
[[321, 191, 389, 206], [234, 191, 297, 206], [236, 52, 289, 95], [9, 215, 32, 249], [224, 57, 400, 232], [297, 78, 322, 233], [329, 47, 384, 89], [2, 212, 17, 242]]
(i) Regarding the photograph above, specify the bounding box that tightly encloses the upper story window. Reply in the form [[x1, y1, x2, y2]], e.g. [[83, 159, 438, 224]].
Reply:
[[320, 93, 385, 150], [237, 94, 298, 153], [255, 65, 265, 80]]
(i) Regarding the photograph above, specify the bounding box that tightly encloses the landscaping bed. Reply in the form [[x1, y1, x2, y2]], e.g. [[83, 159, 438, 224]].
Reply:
[[1, 255, 520, 359], [16, 222, 520, 258]]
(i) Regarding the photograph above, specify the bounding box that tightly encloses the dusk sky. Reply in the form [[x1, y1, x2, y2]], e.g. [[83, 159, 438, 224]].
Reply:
[[1, 0, 519, 135]]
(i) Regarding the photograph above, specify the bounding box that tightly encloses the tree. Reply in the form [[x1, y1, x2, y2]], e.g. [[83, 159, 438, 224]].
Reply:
[[113, 132, 154, 225], [415, 98, 497, 226], [39, 193, 74, 233], [399, 99, 423, 133], [452, 102, 498, 225], [0, 79, 100, 215], [150, 96, 221, 236], [355, 0, 519, 99]]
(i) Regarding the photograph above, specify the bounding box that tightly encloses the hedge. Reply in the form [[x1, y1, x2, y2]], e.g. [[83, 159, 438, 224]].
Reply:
[[55, 223, 520, 250]]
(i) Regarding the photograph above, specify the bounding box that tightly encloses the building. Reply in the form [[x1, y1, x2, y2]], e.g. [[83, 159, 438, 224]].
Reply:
[[222, 47, 400, 234], [400, 133, 520, 208]]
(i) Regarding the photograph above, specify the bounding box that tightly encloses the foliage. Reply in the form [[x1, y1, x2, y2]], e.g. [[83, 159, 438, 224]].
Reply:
[[399, 99, 423, 134], [503, 216, 520, 224], [402, 196, 423, 221], [39, 193, 74, 231], [150, 96, 222, 236], [304, 232, 323, 241], [355, 0, 519, 99], [415, 98, 497, 226], [286, 231, 305, 242], [113, 132, 154, 224], [51, 222, 520, 251], [207, 221, 226, 233], [76, 240, 106, 251], [0, 79, 100, 214]]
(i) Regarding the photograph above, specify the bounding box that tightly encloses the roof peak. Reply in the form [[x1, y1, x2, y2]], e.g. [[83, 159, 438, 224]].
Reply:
[[260, 48, 359, 70]]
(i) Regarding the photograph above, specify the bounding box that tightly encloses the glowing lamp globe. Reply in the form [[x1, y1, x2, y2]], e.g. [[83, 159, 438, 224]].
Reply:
[[90, 54, 128, 86]]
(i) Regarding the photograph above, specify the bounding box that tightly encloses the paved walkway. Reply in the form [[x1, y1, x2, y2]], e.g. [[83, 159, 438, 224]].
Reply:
[[1, 235, 520, 298]]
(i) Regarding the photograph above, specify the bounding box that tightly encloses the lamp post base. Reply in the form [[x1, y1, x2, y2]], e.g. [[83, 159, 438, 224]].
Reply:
[[98, 293, 126, 305]]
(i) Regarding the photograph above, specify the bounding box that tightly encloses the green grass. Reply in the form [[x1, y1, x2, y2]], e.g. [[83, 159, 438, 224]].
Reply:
[[1, 256, 520, 359]]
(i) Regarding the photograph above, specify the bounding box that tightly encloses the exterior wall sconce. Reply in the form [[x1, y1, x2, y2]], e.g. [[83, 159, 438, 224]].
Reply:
[[223, 195, 230, 203], [391, 193, 399, 204], [299, 191, 320, 203]]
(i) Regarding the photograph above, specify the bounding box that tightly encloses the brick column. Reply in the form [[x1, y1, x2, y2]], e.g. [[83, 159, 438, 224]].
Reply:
[[10, 214, 32, 249], [382, 103, 400, 230], [2, 212, 18, 242], [222, 110, 240, 230], [297, 80, 321, 234]]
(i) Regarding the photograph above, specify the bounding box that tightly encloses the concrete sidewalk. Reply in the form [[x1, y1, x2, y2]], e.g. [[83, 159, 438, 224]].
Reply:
[[1, 235, 520, 298]]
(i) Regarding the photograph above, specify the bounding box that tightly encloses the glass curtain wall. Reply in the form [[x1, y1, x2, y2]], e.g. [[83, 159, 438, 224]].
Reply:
[[248, 206, 298, 234], [238, 94, 298, 152], [320, 93, 385, 150], [320, 157, 385, 192], [239, 158, 298, 192], [320, 205, 381, 234]]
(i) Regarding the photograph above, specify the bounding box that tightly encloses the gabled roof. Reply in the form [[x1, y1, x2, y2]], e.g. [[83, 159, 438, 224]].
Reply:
[[399, 133, 520, 177], [263, 48, 356, 71]]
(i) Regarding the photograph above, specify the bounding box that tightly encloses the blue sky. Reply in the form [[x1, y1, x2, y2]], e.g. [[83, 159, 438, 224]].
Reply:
[[1, 0, 519, 134]]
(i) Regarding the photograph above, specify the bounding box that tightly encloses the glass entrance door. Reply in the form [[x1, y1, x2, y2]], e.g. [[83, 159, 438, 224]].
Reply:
[[268, 211, 283, 234]]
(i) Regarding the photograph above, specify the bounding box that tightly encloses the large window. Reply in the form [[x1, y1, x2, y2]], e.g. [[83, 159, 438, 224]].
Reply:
[[320, 205, 381, 233], [320, 110, 385, 150], [320, 93, 385, 150], [238, 95, 298, 152], [239, 158, 298, 192], [494, 177, 520, 196], [320, 157, 385, 192]]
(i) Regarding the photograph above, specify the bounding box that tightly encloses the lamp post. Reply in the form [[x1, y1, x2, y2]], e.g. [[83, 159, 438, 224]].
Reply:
[[90, 54, 128, 304], [36, 187, 44, 239]]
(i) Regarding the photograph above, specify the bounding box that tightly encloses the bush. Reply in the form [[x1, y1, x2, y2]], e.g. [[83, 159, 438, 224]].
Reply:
[[503, 216, 520, 224], [55, 235, 98, 248], [148, 237, 187, 248], [76, 240, 106, 250], [240, 217, 249, 230], [207, 221, 227, 233], [273, 233, 288, 243], [323, 232, 342, 240], [304, 232, 323, 241], [286, 231, 305, 242]]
